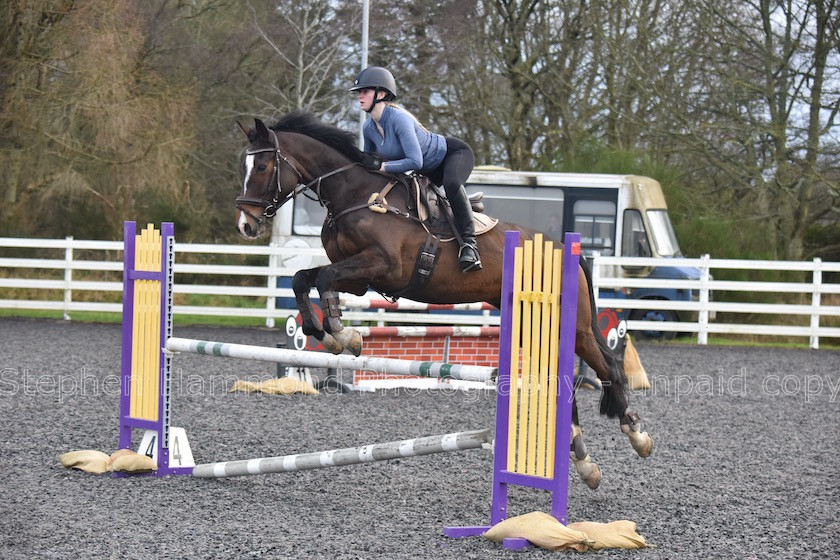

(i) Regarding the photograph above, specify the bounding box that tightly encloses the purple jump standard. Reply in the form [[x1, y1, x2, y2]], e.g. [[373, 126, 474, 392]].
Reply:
[[116, 221, 191, 477], [443, 231, 581, 550]]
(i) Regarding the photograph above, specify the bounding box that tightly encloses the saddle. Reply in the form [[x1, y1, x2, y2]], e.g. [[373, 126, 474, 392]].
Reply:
[[368, 173, 498, 241]]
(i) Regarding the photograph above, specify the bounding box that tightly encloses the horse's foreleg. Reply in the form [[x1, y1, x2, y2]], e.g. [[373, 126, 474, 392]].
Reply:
[[312, 250, 398, 357], [570, 397, 601, 489], [319, 290, 363, 357], [292, 268, 344, 355]]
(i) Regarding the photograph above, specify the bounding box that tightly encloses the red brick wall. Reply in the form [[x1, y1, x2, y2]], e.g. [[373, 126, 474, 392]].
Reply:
[[355, 335, 499, 381]]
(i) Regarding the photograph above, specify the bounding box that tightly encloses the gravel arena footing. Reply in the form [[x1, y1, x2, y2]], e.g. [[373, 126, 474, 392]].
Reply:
[[1, 317, 838, 559]]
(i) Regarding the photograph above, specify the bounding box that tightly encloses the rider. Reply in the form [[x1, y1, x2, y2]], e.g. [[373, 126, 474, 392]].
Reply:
[[350, 66, 482, 273]]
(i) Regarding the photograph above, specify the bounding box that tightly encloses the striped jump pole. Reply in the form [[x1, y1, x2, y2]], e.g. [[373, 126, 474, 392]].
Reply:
[[443, 231, 581, 549], [165, 338, 496, 382], [193, 429, 492, 478], [353, 326, 499, 337], [339, 297, 496, 312]]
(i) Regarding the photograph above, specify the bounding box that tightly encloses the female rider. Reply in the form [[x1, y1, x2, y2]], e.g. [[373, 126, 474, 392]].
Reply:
[[350, 66, 481, 273]]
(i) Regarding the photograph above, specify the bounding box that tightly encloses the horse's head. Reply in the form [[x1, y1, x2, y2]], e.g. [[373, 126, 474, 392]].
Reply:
[[235, 118, 303, 238]]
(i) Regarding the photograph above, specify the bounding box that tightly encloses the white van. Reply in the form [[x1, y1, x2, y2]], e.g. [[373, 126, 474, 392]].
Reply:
[[276, 169, 699, 338]]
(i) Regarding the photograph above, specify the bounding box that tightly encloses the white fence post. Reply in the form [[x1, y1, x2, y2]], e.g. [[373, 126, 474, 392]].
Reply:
[[810, 258, 822, 350], [265, 244, 278, 328], [63, 236, 73, 320], [698, 254, 710, 345]]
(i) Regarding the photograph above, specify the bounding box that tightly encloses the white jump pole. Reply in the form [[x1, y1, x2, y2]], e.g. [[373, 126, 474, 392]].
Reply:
[[165, 337, 497, 383], [193, 429, 492, 478]]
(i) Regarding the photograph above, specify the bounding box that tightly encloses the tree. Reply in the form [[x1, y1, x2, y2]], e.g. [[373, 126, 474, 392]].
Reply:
[[1, 0, 837, 259], [0, 0, 206, 239], [648, 0, 840, 260], [237, 0, 359, 122]]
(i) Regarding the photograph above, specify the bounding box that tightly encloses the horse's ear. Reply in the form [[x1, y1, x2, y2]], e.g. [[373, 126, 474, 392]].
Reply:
[[254, 118, 271, 142], [236, 120, 251, 138]]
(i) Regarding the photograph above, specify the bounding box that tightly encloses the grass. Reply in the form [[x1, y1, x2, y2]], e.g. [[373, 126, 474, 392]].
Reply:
[[649, 333, 840, 351], [0, 308, 270, 328]]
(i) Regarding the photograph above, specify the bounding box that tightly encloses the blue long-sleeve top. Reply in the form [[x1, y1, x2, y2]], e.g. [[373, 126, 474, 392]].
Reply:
[[363, 105, 447, 174]]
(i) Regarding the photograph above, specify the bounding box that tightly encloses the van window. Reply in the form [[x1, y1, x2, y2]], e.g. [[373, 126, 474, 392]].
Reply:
[[573, 200, 615, 256], [622, 209, 651, 260], [465, 185, 564, 233], [293, 198, 326, 236]]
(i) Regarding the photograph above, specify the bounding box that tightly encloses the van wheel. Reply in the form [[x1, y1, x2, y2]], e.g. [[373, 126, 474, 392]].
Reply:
[[630, 309, 677, 341]]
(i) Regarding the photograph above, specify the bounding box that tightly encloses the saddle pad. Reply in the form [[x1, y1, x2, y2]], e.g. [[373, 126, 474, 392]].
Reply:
[[474, 212, 499, 236]]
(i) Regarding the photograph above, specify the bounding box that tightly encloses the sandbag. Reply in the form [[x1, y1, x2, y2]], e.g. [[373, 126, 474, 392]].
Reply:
[[568, 520, 650, 550], [59, 450, 110, 474], [484, 511, 652, 552], [60, 449, 158, 474], [624, 335, 651, 390], [229, 377, 319, 395], [484, 512, 593, 552], [108, 450, 156, 473]]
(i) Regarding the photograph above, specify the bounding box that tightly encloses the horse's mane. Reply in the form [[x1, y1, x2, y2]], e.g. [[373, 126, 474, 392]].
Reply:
[[268, 110, 365, 163]]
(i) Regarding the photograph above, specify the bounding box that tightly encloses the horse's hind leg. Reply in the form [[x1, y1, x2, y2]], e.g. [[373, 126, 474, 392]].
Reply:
[[620, 410, 653, 458], [576, 261, 652, 458], [292, 267, 345, 354], [570, 395, 601, 489], [577, 329, 653, 458]]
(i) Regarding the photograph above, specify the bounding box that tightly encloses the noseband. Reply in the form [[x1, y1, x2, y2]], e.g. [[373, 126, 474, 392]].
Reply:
[[236, 128, 360, 225]]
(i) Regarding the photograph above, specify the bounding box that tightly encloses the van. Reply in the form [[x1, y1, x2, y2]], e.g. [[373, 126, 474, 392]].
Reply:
[[276, 170, 699, 339]]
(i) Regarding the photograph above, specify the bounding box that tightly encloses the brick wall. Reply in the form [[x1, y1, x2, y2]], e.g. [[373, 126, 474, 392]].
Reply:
[[354, 335, 499, 382]]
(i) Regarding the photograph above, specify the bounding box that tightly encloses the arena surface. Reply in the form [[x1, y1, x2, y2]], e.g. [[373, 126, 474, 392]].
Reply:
[[1, 317, 838, 559]]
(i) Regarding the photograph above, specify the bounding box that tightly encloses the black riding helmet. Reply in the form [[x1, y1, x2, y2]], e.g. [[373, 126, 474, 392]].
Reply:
[[350, 66, 397, 109]]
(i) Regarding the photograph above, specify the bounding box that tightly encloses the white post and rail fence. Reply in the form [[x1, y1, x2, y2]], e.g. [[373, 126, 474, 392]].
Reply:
[[1, 235, 838, 348]]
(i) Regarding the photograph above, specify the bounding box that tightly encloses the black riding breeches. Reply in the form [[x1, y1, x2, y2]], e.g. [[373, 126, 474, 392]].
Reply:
[[426, 137, 475, 200]]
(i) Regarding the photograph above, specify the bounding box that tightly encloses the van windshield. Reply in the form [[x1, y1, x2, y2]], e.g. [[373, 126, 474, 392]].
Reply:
[[647, 210, 681, 256]]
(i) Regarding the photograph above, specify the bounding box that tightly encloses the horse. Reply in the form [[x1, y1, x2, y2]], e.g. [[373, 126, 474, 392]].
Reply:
[[234, 111, 652, 488]]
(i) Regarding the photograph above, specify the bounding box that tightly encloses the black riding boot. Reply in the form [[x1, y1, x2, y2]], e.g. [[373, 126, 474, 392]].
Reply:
[[449, 186, 482, 272]]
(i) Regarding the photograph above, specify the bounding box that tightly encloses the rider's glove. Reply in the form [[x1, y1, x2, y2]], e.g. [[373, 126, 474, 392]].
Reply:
[[361, 153, 383, 171]]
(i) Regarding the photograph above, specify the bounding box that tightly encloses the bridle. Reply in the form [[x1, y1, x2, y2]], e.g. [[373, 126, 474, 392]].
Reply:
[[235, 128, 359, 226], [235, 129, 304, 224]]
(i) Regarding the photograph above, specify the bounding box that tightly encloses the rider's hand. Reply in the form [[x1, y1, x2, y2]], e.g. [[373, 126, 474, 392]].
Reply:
[[361, 153, 383, 171]]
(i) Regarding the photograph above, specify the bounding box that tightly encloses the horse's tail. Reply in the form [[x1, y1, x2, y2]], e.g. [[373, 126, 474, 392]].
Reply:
[[579, 255, 628, 418]]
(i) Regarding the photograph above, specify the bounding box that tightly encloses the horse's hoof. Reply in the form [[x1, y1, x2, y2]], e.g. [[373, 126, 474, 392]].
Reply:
[[320, 333, 345, 355], [632, 432, 653, 458], [579, 462, 602, 490], [335, 328, 363, 357]]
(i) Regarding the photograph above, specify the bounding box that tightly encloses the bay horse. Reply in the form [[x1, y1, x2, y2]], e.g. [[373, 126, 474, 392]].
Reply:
[[234, 111, 652, 488]]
